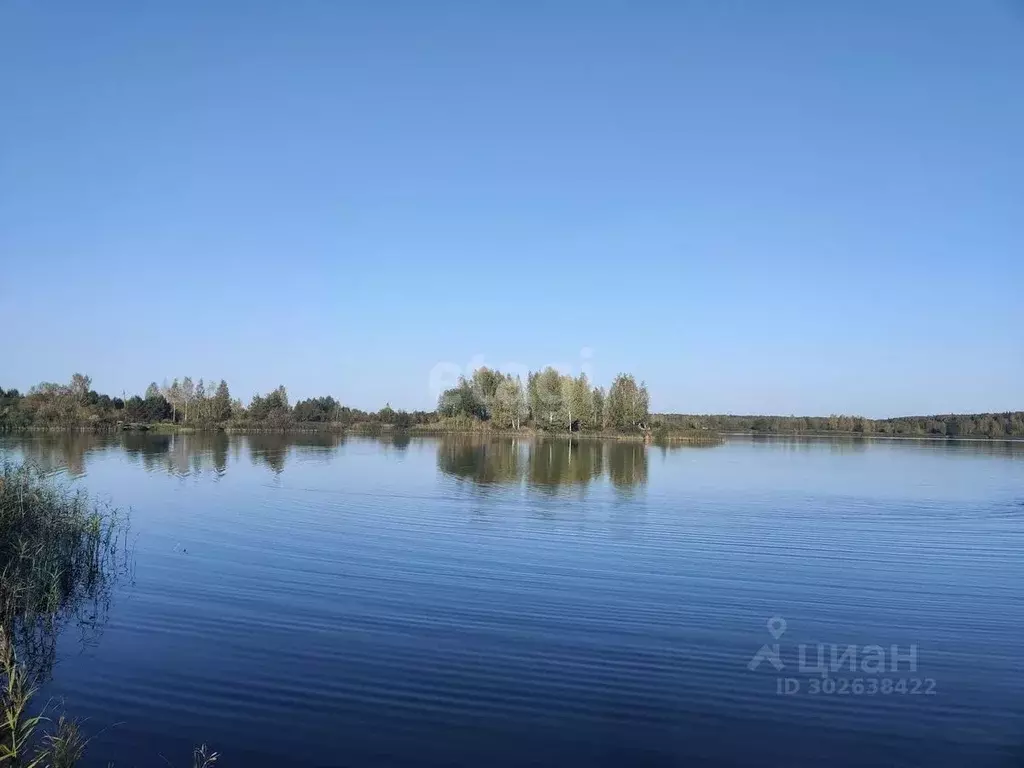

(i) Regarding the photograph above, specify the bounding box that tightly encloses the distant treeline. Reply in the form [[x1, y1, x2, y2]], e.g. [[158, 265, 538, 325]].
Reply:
[[659, 412, 1024, 439], [2, 373, 1018, 438], [0, 374, 432, 431]]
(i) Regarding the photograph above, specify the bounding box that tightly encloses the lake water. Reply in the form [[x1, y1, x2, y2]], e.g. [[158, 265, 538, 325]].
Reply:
[[1, 433, 1022, 767]]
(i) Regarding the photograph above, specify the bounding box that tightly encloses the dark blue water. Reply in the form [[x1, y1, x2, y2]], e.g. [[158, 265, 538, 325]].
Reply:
[[2, 433, 1023, 767]]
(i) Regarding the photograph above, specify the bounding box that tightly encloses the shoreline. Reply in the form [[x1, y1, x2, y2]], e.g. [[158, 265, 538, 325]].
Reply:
[[721, 431, 1024, 443], [2, 423, 719, 443], [409, 426, 722, 443], [4, 424, 1022, 443]]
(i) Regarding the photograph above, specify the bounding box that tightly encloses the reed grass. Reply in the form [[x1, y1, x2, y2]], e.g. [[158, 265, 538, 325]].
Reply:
[[0, 463, 215, 766], [1, 627, 87, 767], [0, 461, 131, 685]]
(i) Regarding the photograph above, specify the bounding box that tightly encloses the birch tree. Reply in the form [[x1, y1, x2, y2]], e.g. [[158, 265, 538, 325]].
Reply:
[[493, 376, 528, 429], [69, 373, 92, 402], [182, 377, 194, 423], [571, 374, 591, 430], [512, 376, 528, 429], [606, 374, 650, 430], [537, 367, 563, 426], [163, 379, 182, 423], [591, 387, 606, 430], [560, 373, 590, 431]]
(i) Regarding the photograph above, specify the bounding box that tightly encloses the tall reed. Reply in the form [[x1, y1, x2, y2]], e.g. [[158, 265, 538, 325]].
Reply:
[[0, 461, 130, 683], [0, 462, 215, 766], [1, 627, 87, 767]]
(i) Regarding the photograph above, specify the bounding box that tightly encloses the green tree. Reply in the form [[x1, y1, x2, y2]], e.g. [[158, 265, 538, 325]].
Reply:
[[606, 374, 649, 430], [270, 385, 289, 410], [213, 380, 232, 422], [527, 372, 541, 424], [378, 403, 397, 423], [560, 373, 590, 431], [294, 395, 339, 423], [591, 387, 605, 430], [438, 378, 485, 420], [536, 367, 563, 427], [194, 378, 207, 423], [511, 376, 527, 429], [493, 376, 527, 429], [470, 368, 502, 418], [572, 374, 591, 429]]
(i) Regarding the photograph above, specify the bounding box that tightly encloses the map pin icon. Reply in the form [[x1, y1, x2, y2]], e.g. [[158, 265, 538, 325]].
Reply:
[[767, 616, 787, 639]]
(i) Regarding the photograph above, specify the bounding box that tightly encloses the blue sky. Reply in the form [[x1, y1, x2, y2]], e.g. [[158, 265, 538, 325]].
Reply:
[[2, 1, 1021, 417]]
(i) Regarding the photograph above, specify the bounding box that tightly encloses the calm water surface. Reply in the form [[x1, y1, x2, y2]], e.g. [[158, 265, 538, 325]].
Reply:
[[1, 433, 1022, 767]]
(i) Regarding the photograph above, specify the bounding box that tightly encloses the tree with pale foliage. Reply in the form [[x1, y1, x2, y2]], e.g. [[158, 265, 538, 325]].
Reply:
[[535, 367, 563, 426], [492, 376, 527, 429], [182, 377, 195, 423], [69, 373, 92, 402], [572, 374, 591, 430], [560, 372, 591, 431], [470, 368, 503, 418], [512, 376, 528, 429], [606, 374, 650, 430], [163, 379, 182, 423]]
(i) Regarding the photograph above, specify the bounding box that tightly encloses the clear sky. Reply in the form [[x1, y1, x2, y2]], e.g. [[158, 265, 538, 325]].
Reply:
[[2, 1, 1021, 417]]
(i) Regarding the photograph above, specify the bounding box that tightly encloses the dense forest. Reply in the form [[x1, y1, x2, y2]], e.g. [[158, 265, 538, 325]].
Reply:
[[1, 372, 1019, 438], [660, 412, 1024, 439]]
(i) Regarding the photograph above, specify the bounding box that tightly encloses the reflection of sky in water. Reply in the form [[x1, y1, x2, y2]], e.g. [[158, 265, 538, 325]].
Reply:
[[1, 433, 1023, 766]]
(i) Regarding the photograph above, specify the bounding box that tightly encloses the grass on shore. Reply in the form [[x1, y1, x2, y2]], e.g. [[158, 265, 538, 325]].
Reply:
[[0, 461, 122, 766], [1, 628, 86, 767], [0, 462, 217, 767], [0, 462, 128, 646], [1, 639, 218, 766]]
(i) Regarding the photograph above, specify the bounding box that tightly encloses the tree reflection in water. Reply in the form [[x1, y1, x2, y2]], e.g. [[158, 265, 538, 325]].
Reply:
[[436, 435, 650, 492]]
